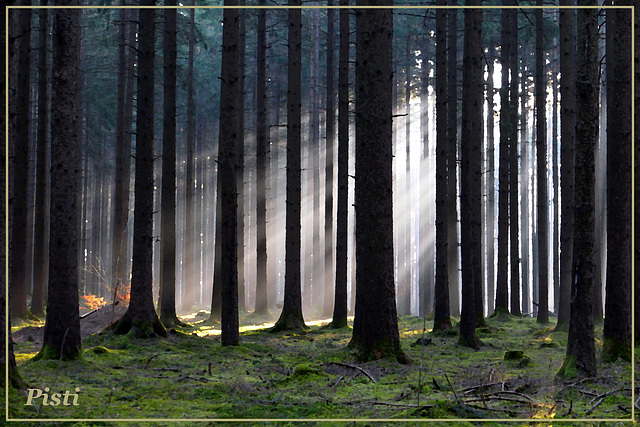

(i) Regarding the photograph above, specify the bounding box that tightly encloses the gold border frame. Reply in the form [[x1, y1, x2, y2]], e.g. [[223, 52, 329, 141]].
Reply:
[[4, 3, 635, 423]]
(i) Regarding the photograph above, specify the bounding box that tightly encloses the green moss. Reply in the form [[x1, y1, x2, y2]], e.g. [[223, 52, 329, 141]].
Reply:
[[556, 354, 577, 379], [89, 346, 110, 355], [504, 350, 525, 361], [602, 337, 631, 363], [292, 364, 320, 377]]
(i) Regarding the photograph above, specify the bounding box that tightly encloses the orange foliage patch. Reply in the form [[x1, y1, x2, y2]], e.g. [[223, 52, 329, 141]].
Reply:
[[81, 294, 108, 310]]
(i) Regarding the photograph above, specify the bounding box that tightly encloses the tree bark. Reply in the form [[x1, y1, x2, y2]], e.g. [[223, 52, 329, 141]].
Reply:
[[603, 0, 631, 362], [36, 1, 82, 360], [508, 5, 520, 317], [557, 2, 598, 378], [185, 0, 196, 312], [350, 1, 407, 364], [433, 1, 451, 332], [271, 1, 307, 332], [113, 1, 166, 339], [330, 0, 349, 329], [458, 0, 482, 350]]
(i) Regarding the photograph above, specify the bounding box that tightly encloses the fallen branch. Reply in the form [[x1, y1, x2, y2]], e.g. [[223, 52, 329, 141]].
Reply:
[[585, 397, 604, 415], [465, 396, 531, 405], [492, 390, 534, 402], [80, 309, 99, 320], [460, 382, 507, 395], [177, 375, 209, 383], [328, 362, 376, 383], [589, 387, 628, 405]]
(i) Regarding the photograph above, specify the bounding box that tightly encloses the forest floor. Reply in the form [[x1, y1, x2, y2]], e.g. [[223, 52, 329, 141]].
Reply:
[[4, 308, 635, 426]]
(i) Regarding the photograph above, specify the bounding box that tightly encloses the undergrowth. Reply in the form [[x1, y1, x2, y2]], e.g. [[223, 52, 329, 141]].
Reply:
[[3, 312, 634, 426]]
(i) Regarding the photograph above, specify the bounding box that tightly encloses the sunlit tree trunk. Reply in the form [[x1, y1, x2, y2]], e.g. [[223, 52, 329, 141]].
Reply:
[[520, 57, 530, 315], [458, 0, 482, 349], [557, 2, 598, 378], [330, 0, 349, 329], [419, 31, 432, 318], [551, 36, 560, 316], [401, 36, 412, 316], [485, 41, 495, 316], [271, 1, 307, 332], [602, 1, 631, 362], [37, 1, 82, 359], [433, 1, 451, 332]]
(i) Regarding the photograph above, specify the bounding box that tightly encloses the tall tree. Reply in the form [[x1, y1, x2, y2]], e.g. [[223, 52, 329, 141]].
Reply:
[[35, 1, 82, 360], [433, 1, 452, 332], [10, 2, 32, 321], [602, 0, 631, 362], [4, 0, 27, 387], [495, 5, 511, 315], [271, 0, 307, 332], [446, 0, 460, 316], [557, 1, 598, 378], [350, 1, 407, 364], [323, 0, 336, 317], [635, 0, 640, 348], [112, 3, 133, 299], [458, 0, 482, 349], [159, 0, 184, 327], [508, 5, 520, 317], [236, 4, 246, 314], [218, 0, 241, 346], [535, 0, 549, 324], [113, 1, 166, 338], [254, 0, 269, 316], [185, 0, 196, 312], [555, 1, 576, 332], [330, 0, 350, 329], [31, 0, 49, 318]]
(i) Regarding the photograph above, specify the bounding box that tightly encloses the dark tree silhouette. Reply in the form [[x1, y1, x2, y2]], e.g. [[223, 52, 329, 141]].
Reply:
[[433, 0, 452, 332], [218, 0, 241, 346], [36, 1, 83, 360], [159, 0, 184, 328], [113, 1, 166, 338], [458, 0, 482, 350], [330, 0, 350, 330], [31, 0, 49, 318], [555, 0, 576, 332], [271, 0, 307, 332], [602, 0, 631, 362], [349, 1, 407, 364], [557, 2, 598, 378], [254, 0, 269, 316], [508, 4, 520, 317], [535, 0, 549, 324]]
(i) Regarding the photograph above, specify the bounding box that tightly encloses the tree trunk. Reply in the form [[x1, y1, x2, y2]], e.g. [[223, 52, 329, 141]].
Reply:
[[31, 0, 49, 318], [419, 32, 432, 319], [602, 0, 631, 362], [557, 2, 598, 378], [330, 0, 349, 329], [113, 1, 166, 339], [237, 4, 247, 314], [433, 1, 451, 332], [458, 0, 482, 350], [159, 0, 184, 328], [185, 1, 196, 312], [3, 0, 27, 387], [323, 0, 336, 318], [10, 2, 32, 321], [255, 0, 269, 316], [36, 2, 82, 360], [634, 0, 640, 347], [495, 6, 511, 315], [350, 1, 407, 364], [485, 42, 495, 316], [509, 5, 520, 317], [218, 0, 241, 346], [271, 1, 307, 332], [536, 0, 549, 324], [446, 1, 459, 317]]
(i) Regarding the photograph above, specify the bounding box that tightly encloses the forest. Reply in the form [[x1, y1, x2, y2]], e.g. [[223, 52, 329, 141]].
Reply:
[[2, 0, 637, 423]]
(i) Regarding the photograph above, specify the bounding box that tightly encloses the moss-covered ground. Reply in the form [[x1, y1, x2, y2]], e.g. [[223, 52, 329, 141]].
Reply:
[[3, 311, 634, 426]]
